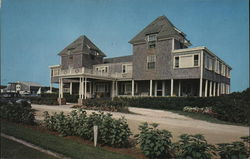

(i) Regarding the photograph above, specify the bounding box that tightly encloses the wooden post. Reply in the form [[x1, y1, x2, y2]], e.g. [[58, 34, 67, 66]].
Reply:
[[209, 81, 212, 97], [171, 79, 174, 96], [131, 80, 134, 96], [58, 78, 61, 98], [69, 82, 73, 95], [217, 83, 220, 96], [116, 81, 118, 96], [162, 81, 165, 96], [84, 78, 87, 99], [199, 50, 204, 97], [205, 80, 208, 97], [154, 81, 157, 96], [149, 80, 152, 96], [79, 78, 82, 99], [93, 126, 98, 147]]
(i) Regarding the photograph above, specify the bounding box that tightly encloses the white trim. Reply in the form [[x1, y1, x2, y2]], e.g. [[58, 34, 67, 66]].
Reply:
[[172, 38, 175, 51], [199, 50, 204, 97]]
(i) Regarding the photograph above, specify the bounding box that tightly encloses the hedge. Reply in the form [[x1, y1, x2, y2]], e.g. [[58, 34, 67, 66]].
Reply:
[[0, 100, 35, 124], [26, 93, 79, 105], [117, 88, 250, 125]]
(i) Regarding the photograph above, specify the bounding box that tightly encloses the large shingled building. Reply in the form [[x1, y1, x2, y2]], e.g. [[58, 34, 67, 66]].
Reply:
[[49, 16, 231, 104]]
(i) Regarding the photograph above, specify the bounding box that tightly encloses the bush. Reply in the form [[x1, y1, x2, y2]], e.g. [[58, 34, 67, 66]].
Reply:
[[135, 122, 173, 159], [217, 142, 248, 159], [217, 136, 250, 159], [174, 134, 216, 159], [43, 110, 132, 148], [79, 98, 129, 113], [0, 100, 35, 125]]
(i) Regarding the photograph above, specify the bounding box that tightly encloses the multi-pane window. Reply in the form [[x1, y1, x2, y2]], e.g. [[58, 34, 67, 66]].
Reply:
[[175, 57, 179, 68], [193, 55, 199, 66], [147, 55, 156, 69], [148, 34, 157, 42]]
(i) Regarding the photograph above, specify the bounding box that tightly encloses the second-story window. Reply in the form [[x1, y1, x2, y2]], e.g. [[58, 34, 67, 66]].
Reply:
[[193, 55, 199, 66], [147, 55, 156, 69], [122, 65, 126, 73], [148, 34, 157, 42], [175, 57, 179, 68]]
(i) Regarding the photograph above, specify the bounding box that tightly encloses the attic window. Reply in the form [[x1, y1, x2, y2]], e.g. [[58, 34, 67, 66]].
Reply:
[[147, 34, 157, 42]]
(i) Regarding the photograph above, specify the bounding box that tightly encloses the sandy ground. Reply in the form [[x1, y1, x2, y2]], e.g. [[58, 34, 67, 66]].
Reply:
[[32, 104, 249, 144]]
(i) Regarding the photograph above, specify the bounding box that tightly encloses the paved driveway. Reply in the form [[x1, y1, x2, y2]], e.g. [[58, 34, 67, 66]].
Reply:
[[32, 104, 249, 144]]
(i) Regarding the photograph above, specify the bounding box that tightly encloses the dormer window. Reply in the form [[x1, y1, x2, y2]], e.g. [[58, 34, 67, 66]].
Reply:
[[148, 34, 157, 42]]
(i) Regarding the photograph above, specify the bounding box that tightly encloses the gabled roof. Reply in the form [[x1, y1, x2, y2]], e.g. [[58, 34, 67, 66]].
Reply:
[[9, 81, 43, 87], [129, 15, 189, 44], [58, 35, 106, 57]]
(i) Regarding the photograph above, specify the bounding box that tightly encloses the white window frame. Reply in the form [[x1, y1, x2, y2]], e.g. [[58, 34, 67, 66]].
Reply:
[[173, 53, 200, 69], [147, 55, 156, 70], [147, 34, 157, 42]]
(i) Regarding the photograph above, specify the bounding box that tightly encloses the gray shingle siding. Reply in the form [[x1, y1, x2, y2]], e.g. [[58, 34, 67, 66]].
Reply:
[[104, 55, 133, 63]]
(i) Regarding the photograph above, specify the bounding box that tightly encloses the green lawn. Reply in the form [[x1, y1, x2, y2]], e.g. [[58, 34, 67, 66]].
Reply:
[[1, 121, 135, 159], [1, 137, 57, 159], [169, 110, 246, 126]]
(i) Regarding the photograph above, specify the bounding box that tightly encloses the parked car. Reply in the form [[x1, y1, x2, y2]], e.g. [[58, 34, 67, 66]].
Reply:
[[0, 92, 31, 105]]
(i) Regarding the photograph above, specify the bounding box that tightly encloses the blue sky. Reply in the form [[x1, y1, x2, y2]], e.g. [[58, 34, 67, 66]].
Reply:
[[1, 0, 249, 92]]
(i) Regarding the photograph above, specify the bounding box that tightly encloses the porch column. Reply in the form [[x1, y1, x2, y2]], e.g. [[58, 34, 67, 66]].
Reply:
[[171, 79, 174, 96], [162, 81, 165, 96], [154, 81, 157, 97], [84, 78, 87, 99], [69, 82, 73, 95], [58, 78, 61, 98], [60, 78, 64, 98], [114, 81, 118, 96], [217, 83, 220, 96], [213, 82, 216, 96], [50, 83, 53, 93], [209, 81, 212, 96], [205, 80, 208, 97], [79, 78, 82, 98], [149, 80, 153, 96], [132, 80, 135, 96], [199, 78, 203, 97], [81, 77, 84, 99], [199, 50, 204, 97], [90, 82, 92, 98], [112, 81, 115, 98], [178, 80, 181, 96]]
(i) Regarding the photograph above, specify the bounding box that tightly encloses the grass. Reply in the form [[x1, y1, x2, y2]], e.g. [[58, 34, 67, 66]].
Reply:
[[1, 137, 57, 159], [168, 110, 247, 126], [1, 121, 135, 159]]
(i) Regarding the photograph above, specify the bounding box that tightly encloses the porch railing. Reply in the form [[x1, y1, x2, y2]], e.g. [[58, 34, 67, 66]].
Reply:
[[50, 66, 132, 79]]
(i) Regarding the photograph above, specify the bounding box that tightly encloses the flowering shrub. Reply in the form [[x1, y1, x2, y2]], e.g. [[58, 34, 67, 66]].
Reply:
[[43, 109, 132, 148], [183, 106, 217, 116]]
